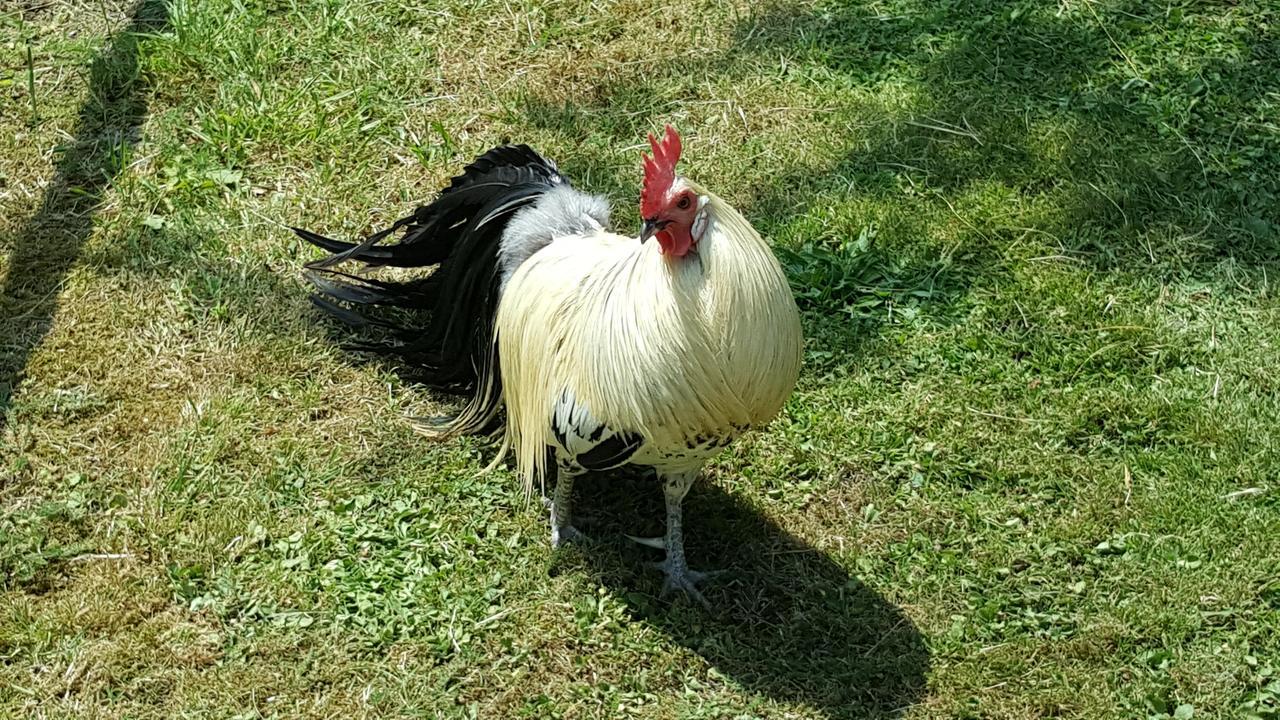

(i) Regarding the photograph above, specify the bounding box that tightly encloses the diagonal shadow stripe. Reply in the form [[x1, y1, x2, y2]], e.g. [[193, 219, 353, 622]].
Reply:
[[0, 1, 169, 432]]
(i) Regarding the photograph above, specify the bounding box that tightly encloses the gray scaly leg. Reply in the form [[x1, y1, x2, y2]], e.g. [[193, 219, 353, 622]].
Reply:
[[548, 465, 585, 548], [655, 470, 719, 608]]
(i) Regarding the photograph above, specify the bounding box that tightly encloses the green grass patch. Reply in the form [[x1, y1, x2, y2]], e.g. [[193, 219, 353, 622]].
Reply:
[[2, 0, 1278, 717]]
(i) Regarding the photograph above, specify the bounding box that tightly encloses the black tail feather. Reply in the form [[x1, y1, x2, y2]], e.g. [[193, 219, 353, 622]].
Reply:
[[305, 267, 439, 309], [295, 144, 565, 401], [307, 295, 400, 331], [293, 226, 400, 265]]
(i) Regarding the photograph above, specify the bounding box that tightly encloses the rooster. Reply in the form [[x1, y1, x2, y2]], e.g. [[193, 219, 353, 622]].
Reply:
[[295, 126, 802, 604]]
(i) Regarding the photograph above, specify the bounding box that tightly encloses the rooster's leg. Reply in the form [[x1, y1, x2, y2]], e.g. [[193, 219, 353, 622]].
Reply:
[[656, 471, 717, 608], [548, 465, 585, 547]]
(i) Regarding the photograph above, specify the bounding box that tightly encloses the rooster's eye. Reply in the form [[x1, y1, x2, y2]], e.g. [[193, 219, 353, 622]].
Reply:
[[676, 195, 692, 210]]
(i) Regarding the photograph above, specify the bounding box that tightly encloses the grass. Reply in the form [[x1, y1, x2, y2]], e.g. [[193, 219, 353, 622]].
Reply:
[[1, 0, 1278, 717]]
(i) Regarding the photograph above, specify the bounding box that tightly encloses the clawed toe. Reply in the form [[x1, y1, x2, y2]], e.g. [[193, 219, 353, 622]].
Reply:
[[551, 524, 587, 548], [652, 560, 723, 609], [624, 534, 666, 549]]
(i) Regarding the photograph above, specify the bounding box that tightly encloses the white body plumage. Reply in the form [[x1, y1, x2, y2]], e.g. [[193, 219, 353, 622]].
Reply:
[[495, 183, 803, 493]]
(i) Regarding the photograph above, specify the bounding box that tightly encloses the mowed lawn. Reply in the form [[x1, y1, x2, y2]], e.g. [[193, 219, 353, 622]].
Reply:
[[2, 0, 1279, 717]]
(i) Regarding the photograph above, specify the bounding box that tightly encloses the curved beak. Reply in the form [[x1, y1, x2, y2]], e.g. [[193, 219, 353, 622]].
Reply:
[[640, 217, 671, 244]]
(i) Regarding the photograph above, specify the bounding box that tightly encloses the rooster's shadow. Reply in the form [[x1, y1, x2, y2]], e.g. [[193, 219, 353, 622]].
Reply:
[[552, 470, 930, 719]]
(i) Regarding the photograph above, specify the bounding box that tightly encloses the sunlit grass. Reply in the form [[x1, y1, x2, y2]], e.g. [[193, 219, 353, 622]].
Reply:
[[2, 0, 1278, 718]]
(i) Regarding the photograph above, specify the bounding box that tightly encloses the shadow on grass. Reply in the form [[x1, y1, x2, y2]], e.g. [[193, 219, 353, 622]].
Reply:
[[551, 471, 928, 718], [0, 1, 170, 432]]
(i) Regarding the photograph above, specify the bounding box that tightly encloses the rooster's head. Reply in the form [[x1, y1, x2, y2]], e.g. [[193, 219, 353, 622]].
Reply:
[[640, 125, 706, 258]]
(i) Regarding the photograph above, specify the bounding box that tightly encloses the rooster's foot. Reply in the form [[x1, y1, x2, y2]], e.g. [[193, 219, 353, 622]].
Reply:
[[544, 493, 586, 548], [653, 559, 723, 609], [551, 524, 586, 548]]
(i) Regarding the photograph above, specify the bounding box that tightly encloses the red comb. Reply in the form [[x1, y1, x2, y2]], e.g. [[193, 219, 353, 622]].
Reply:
[[640, 124, 682, 218]]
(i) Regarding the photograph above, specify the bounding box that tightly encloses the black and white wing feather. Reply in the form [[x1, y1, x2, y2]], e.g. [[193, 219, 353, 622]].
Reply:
[[550, 389, 644, 472]]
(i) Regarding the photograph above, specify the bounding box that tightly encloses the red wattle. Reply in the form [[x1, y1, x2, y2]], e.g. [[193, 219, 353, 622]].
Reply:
[[656, 227, 694, 258]]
